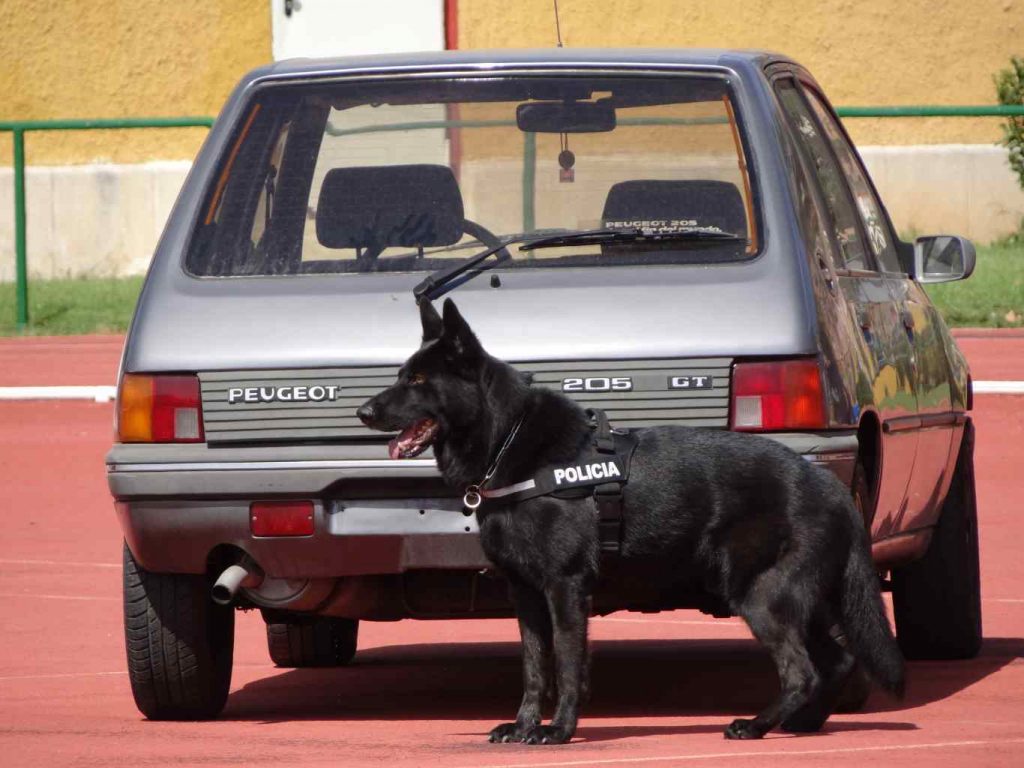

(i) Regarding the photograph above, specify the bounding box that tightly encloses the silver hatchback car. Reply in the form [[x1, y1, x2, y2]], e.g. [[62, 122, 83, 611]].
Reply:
[[109, 48, 980, 720]]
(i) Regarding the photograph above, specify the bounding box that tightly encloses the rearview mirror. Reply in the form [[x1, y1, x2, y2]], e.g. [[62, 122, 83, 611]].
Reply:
[[516, 101, 616, 133], [913, 235, 976, 283]]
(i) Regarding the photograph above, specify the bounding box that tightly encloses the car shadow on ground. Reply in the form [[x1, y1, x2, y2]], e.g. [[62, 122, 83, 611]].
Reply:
[[223, 635, 1022, 736]]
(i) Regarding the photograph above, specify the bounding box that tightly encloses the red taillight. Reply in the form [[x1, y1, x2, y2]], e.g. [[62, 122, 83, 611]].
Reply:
[[250, 501, 315, 537], [730, 359, 826, 431], [117, 374, 204, 443]]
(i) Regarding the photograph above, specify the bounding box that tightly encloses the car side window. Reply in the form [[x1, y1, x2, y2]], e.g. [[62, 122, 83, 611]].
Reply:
[[774, 79, 873, 272], [801, 87, 903, 274]]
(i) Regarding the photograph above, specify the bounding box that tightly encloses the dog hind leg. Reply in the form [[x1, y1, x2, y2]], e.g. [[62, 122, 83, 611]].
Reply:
[[726, 573, 822, 739], [489, 580, 553, 743], [780, 614, 855, 732]]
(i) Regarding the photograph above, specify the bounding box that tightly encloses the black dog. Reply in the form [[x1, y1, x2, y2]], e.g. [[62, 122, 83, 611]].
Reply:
[[357, 299, 904, 744]]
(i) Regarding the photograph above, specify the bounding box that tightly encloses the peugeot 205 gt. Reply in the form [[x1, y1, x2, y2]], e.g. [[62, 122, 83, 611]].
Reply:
[[109, 49, 979, 719]]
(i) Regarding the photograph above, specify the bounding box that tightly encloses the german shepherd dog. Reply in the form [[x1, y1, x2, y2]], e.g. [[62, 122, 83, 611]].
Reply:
[[357, 299, 904, 744]]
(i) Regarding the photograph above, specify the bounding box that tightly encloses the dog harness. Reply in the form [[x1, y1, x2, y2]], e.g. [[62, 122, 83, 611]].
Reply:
[[463, 409, 638, 554]]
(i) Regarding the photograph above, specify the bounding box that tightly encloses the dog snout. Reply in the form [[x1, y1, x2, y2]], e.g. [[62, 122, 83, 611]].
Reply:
[[356, 402, 378, 426]]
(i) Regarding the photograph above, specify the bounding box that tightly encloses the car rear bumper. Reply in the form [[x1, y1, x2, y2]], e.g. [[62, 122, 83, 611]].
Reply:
[[109, 431, 858, 582]]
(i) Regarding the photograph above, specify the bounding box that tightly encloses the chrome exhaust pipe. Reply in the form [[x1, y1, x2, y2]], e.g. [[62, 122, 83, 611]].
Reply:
[[211, 556, 263, 606]]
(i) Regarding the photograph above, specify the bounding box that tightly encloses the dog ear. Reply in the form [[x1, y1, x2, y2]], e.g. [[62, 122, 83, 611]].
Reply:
[[419, 299, 443, 343], [441, 298, 482, 360]]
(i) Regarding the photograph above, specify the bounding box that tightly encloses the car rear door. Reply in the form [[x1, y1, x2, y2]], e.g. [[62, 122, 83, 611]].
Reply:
[[773, 76, 920, 537], [797, 84, 957, 533]]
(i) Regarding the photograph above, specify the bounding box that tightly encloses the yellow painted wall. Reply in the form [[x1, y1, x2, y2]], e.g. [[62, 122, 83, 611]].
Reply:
[[459, 0, 1022, 146], [0, 0, 271, 165], [1, 0, 1019, 166]]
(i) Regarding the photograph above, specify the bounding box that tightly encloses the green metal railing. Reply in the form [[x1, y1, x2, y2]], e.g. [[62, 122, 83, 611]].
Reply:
[[838, 105, 1024, 118], [4, 106, 1024, 331], [1, 117, 214, 330]]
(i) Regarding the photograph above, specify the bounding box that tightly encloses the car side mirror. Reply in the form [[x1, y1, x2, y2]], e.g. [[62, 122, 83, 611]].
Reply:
[[912, 235, 976, 283]]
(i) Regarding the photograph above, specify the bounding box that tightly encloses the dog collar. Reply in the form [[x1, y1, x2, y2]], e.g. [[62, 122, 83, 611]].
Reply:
[[463, 414, 526, 510]]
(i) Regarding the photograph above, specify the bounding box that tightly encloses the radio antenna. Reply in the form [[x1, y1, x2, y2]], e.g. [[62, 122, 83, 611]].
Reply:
[[553, 0, 564, 47]]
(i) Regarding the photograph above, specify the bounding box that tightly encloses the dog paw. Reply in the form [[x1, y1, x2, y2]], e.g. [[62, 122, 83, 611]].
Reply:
[[724, 718, 765, 740], [522, 725, 571, 745], [488, 723, 524, 743]]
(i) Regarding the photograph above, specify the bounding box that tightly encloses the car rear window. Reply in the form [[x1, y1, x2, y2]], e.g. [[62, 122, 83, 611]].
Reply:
[[187, 74, 760, 277]]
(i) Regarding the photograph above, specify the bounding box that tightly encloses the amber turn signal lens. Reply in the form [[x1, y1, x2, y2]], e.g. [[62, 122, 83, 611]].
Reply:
[[117, 374, 155, 442]]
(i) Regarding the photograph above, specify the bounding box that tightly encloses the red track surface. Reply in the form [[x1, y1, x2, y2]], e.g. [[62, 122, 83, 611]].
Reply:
[[1, 336, 1023, 767], [0, 335, 124, 386]]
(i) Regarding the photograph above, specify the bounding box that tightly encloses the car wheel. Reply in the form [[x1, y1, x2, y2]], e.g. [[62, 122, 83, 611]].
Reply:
[[122, 543, 234, 719], [266, 617, 359, 667], [891, 422, 982, 660]]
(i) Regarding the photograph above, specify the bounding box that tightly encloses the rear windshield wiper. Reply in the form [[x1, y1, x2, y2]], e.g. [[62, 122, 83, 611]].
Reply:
[[414, 238, 518, 304], [519, 226, 744, 251], [412, 226, 745, 303], [413, 233, 558, 303]]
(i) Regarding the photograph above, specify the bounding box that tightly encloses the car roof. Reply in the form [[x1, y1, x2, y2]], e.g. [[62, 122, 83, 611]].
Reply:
[[245, 48, 797, 84]]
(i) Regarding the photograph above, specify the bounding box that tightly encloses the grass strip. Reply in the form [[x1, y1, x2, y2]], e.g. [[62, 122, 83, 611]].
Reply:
[[925, 241, 1023, 328], [0, 275, 143, 336]]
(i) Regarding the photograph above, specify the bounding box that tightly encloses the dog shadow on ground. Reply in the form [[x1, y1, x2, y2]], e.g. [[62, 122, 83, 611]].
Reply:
[[224, 635, 1022, 736]]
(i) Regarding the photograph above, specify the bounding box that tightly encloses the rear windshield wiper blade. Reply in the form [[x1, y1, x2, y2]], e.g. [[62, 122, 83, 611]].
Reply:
[[518, 226, 744, 251], [413, 229, 583, 302], [412, 226, 745, 304], [412, 236, 529, 304]]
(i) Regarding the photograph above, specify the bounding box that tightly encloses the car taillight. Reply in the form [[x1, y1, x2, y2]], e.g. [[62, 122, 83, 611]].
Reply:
[[730, 359, 826, 431], [117, 374, 204, 443]]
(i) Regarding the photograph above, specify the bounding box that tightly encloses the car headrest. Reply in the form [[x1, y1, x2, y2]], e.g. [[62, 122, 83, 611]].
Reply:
[[601, 180, 747, 237], [316, 164, 465, 250]]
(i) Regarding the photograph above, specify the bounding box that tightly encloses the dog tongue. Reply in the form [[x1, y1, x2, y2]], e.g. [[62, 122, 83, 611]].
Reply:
[[388, 419, 434, 460], [388, 429, 413, 460]]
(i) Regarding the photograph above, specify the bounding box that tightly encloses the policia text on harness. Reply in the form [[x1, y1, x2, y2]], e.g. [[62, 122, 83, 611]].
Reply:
[[463, 409, 638, 553]]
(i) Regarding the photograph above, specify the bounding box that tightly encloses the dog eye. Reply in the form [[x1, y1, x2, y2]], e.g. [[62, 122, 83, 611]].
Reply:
[[408, 373, 427, 386]]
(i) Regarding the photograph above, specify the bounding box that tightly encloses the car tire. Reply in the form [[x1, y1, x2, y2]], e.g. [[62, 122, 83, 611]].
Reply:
[[891, 421, 982, 660], [266, 617, 359, 667], [123, 543, 234, 719]]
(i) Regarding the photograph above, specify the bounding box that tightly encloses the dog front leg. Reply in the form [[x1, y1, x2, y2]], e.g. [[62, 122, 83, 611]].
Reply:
[[521, 578, 589, 745], [489, 581, 552, 743]]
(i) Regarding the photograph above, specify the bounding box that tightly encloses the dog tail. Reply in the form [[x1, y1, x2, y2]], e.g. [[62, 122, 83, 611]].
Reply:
[[840, 535, 906, 698]]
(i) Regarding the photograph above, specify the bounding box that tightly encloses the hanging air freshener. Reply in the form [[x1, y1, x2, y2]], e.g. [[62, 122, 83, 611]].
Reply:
[[559, 133, 575, 183]]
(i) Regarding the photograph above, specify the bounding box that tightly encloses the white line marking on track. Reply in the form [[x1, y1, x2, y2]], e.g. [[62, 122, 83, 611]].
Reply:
[[0, 663, 270, 683], [476, 737, 1024, 768], [1, 381, 1022, 401], [0, 558, 119, 569], [0, 385, 116, 402], [973, 381, 1024, 394], [0, 593, 118, 602], [0, 671, 126, 682]]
